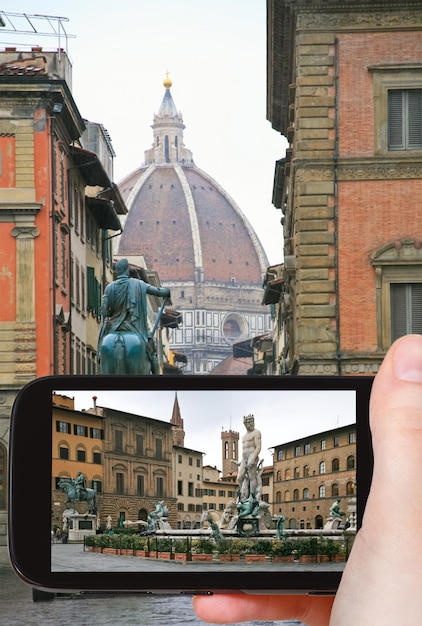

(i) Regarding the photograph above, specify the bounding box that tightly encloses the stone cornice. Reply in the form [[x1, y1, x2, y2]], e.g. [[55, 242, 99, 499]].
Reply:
[[297, 8, 422, 31], [294, 159, 422, 182], [267, 0, 422, 134]]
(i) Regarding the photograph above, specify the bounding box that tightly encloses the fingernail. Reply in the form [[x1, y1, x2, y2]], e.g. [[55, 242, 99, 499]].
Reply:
[[393, 335, 422, 383]]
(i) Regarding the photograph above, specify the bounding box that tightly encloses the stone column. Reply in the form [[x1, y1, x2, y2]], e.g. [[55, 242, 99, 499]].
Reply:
[[11, 226, 39, 322]]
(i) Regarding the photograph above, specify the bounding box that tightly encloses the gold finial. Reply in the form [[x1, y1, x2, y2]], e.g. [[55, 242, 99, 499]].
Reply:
[[163, 70, 172, 90]]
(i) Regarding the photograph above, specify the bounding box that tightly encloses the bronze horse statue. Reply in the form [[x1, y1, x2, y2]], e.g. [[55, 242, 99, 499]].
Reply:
[[97, 258, 170, 375], [99, 331, 152, 374], [59, 479, 97, 515]]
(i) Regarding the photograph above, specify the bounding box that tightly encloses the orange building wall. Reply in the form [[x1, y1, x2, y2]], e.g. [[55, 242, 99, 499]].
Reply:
[[0, 136, 15, 187], [336, 30, 422, 353], [338, 180, 422, 351], [337, 31, 422, 158], [0, 223, 16, 321]]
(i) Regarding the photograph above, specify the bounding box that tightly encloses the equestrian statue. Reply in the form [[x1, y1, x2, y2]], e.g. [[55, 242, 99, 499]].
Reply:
[[97, 258, 170, 374]]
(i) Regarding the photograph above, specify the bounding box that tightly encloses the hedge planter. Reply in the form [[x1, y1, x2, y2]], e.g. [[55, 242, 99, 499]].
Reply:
[[273, 555, 295, 563], [135, 550, 147, 558], [299, 555, 316, 563], [192, 554, 213, 562], [244, 554, 267, 563], [174, 553, 192, 561], [333, 554, 347, 562], [317, 555, 330, 563], [102, 548, 117, 555], [219, 554, 241, 562]]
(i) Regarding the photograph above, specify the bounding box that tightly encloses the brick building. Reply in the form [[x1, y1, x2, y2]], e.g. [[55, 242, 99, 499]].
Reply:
[[273, 423, 356, 529], [267, 0, 422, 375]]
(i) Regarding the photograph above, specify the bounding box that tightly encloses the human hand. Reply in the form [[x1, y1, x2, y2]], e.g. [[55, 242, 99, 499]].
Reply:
[[193, 334, 422, 625]]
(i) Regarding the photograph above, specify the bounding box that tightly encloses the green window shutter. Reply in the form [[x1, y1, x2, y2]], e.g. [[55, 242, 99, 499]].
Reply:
[[87, 266, 96, 312]]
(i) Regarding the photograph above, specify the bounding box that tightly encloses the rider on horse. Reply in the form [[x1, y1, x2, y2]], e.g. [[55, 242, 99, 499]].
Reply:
[[74, 471, 87, 501], [98, 258, 170, 374]]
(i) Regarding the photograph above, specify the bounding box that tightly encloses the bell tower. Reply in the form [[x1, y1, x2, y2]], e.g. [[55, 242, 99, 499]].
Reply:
[[170, 392, 185, 447], [221, 428, 239, 478]]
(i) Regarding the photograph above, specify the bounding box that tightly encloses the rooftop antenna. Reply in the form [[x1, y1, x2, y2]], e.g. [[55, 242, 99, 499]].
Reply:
[[0, 11, 76, 57]]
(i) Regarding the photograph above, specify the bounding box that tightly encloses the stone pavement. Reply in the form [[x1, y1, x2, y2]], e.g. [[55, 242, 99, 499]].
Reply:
[[0, 546, 308, 625], [52, 542, 344, 574]]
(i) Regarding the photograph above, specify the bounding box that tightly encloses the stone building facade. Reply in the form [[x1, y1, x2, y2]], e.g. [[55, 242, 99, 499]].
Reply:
[[273, 423, 356, 529], [267, 0, 422, 375], [100, 405, 177, 529]]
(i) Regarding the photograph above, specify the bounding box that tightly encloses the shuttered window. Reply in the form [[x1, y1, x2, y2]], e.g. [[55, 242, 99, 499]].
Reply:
[[388, 89, 422, 150], [391, 283, 422, 341]]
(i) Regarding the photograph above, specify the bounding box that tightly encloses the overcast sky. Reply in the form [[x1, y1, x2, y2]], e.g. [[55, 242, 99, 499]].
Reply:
[[56, 388, 356, 469], [3, 2, 287, 265]]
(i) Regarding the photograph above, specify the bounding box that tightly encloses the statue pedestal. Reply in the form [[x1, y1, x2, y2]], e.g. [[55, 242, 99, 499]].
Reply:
[[237, 516, 260, 537], [323, 516, 343, 531], [63, 510, 97, 542]]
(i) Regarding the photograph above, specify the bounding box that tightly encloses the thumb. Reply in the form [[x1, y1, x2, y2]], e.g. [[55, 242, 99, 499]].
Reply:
[[330, 334, 422, 625]]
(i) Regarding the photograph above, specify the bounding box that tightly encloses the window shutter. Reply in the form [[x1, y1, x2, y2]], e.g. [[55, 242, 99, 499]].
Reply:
[[391, 283, 422, 340], [408, 90, 422, 148], [388, 90, 404, 149], [87, 266, 95, 312], [391, 283, 408, 340], [411, 283, 422, 334]]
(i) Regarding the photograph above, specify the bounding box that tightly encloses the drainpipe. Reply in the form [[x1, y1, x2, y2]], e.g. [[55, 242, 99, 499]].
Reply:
[[334, 38, 341, 375]]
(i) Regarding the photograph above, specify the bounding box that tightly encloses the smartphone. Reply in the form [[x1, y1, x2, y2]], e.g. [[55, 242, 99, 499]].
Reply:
[[8, 375, 373, 596]]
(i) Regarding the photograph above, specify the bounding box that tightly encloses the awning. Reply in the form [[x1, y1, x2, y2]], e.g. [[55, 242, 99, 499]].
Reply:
[[161, 309, 183, 329], [86, 197, 122, 231], [69, 146, 110, 187], [262, 276, 284, 305], [233, 338, 254, 359]]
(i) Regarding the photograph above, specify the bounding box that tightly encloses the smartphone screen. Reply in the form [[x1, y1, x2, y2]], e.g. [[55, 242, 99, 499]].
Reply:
[[50, 385, 359, 576]]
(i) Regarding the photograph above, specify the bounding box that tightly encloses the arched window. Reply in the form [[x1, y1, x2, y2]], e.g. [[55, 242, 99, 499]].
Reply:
[[0, 444, 6, 509], [293, 489, 299, 501], [289, 518, 297, 530], [346, 481, 355, 495], [164, 135, 170, 162], [319, 485, 326, 498], [332, 458, 340, 472], [303, 488, 309, 500], [284, 490, 290, 501], [277, 450, 284, 461], [371, 240, 422, 348], [315, 515, 324, 529], [319, 461, 326, 474], [276, 470, 282, 482], [347, 455, 355, 470], [224, 441, 229, 459], [294, 467, 300, 479], [276, 491, 281, 503], [303, 465, 310, 477], [300, 519, 305, 529], [285, 469, 291, 480], [332, 483, 339, 497]]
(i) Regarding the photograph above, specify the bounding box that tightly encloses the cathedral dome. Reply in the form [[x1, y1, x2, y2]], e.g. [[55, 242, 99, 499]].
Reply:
[[117, 79, 270, 373], [118, 81, 268, 285]]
